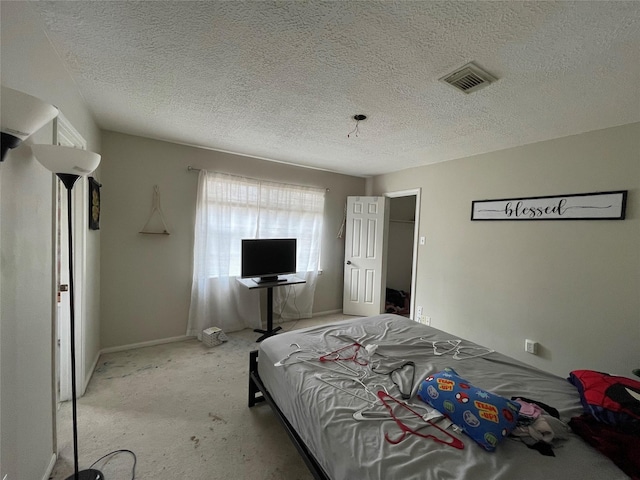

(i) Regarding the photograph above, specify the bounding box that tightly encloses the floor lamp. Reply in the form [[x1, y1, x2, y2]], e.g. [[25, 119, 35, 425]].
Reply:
[[32, 144, 103, 480], [1, 86, 59, 161]]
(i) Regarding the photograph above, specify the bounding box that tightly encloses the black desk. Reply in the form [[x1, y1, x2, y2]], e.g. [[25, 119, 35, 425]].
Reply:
[[237, 276, 306, 342]]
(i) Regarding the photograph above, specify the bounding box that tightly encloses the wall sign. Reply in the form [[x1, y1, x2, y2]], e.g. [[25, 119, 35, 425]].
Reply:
[[471, 190, 627, 221]]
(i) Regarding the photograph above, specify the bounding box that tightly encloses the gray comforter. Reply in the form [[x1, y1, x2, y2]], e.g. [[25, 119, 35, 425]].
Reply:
[[257, 314, 628, 480]]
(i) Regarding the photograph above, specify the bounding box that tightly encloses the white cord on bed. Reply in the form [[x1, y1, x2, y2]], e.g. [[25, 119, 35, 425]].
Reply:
[[315, 374, 378, 405], [419, 339, 461, 356], [273, 343, 304, 366], [305, 357, 365, 376], [417, 338, 494, 359], [452, 346, 495, 360], [278, 352, 367, 377]]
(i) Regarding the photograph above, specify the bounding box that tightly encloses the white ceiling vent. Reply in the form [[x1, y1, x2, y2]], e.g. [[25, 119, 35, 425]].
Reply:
[[440, 62, 497, 94]]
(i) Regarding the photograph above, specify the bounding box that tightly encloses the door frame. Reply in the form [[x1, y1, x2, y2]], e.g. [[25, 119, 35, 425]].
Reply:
[[384, 188, 421, 320], [53, 113, 88, 407]]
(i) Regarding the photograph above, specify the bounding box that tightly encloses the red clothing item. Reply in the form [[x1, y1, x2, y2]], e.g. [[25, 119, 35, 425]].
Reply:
[[569, 414, 640, 480]]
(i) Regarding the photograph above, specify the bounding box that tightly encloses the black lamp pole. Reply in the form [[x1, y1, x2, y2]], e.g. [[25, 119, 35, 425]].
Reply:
[[58, 173, 103, 480]]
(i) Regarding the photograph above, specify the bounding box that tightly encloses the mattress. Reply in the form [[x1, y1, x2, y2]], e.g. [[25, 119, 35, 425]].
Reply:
[[257, 314, 628, 480]]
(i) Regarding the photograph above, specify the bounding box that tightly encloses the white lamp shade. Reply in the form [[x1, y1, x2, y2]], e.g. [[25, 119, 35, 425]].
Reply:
[[1, 86, 59, 140], [31, 144, 101, 175]]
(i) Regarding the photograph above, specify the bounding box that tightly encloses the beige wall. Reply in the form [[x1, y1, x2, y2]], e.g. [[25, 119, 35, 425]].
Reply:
[[371, 123, 640, 377], [1, 2, 102, 479], [99, 131, 366, 349]]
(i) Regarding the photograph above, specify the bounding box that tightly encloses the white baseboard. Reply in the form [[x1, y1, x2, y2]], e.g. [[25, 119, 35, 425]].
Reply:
[[276, 309, 343, 322], [42, 453, 56, 480], [98, 313, 343, 357], [312, 309, 342, 317], [100, 335, 194, 355]]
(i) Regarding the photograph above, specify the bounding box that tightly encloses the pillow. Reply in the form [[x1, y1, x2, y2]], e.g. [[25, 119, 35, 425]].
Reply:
[[568, 369, 640, 433], [417, 368, 520, 452]]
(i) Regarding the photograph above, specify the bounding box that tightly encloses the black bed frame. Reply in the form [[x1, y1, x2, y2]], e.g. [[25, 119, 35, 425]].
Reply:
[[248, 350, 330, 480]]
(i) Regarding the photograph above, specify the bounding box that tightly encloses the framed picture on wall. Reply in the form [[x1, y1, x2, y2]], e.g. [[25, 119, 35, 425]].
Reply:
[[471, 190, 627, 221], [88, 176, 101, 230]]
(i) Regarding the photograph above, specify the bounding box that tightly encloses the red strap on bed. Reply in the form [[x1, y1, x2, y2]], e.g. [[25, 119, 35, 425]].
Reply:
[[319, 343, 368, 366], [377, 391, 464, 449]]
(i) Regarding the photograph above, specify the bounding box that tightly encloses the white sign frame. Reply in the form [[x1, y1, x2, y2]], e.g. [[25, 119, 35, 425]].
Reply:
[[471, 191, 627, 221]]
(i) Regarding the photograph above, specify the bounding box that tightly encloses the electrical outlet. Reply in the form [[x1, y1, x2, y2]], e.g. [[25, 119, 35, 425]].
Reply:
[[415, 306, 431, 326], [525, 339, 538, 355]]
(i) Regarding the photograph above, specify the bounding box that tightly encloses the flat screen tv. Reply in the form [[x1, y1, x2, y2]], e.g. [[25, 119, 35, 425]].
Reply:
[[241, 238, 297, 284]]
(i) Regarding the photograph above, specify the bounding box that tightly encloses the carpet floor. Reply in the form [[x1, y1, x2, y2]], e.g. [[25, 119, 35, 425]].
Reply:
[[50, 314, 357, 480]]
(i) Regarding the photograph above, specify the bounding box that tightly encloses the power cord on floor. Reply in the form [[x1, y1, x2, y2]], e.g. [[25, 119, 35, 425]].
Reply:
[[89, 449, 137, 479], [275, 284, 303, 331], [282, 285, 303, 331], [292, 285, 300, 317], [274, 286, 290, 325]]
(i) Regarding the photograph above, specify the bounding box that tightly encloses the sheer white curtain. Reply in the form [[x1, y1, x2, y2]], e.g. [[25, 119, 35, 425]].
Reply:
[[187, 171, 261, 336], [187, 170, 325, 336], [258, 180, 325, 320]]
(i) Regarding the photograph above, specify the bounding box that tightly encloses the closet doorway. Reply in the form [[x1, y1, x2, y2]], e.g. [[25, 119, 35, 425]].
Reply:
[[384, 189, 420, 320]]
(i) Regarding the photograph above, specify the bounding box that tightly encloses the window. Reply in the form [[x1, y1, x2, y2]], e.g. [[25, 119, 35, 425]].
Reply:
[[201, 173, 325, 278], [189, 170, 325, 334]]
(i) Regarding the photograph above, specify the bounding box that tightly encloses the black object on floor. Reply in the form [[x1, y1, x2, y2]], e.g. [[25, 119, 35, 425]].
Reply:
[[65, 468, 105, 479]]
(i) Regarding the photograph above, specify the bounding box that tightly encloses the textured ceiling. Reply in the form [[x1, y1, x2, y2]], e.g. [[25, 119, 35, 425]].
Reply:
[[24, 1, 640, 176]]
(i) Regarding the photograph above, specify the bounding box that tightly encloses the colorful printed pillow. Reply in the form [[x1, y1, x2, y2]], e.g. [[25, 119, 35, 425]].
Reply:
[[568, 369, 640, 432], [417, 368, 521, 451]]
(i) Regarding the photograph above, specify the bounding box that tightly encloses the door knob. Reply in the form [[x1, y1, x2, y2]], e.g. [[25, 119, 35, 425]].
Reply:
[[346, 261, 352, 265]]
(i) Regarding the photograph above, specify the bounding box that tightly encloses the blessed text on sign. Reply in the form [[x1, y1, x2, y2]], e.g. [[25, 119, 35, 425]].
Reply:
[[471, 191, 627, 221]]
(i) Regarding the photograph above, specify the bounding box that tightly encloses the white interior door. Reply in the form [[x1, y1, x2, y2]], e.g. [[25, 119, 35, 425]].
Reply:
[[343, 196, 388, 316]]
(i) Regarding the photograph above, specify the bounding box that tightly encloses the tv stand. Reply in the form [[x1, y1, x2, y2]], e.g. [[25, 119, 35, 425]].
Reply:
[[237, 276, 306, 342], [254, 276, 287, 285]]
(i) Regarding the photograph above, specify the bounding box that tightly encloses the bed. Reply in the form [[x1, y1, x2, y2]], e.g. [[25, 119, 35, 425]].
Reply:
[[248, 314, 629, 480]]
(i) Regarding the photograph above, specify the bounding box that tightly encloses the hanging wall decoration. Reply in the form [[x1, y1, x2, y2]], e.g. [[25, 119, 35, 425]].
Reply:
[[88, 176, 101, 230], [140, 184, 171, 234], [471, 190, 627, 221]]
